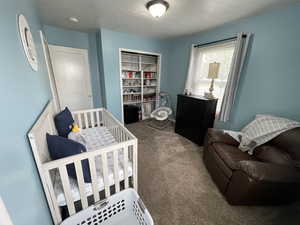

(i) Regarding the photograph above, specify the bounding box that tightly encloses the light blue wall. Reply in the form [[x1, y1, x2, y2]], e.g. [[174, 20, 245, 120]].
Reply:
[[1, 3, 299, 225], [43, 25, 103, 107], [163, 3, 300, 130], [98, 28, 170, 121], [0, 1, 53, 225], [88, 33, 103, 107], [43, 25, 89, 49]]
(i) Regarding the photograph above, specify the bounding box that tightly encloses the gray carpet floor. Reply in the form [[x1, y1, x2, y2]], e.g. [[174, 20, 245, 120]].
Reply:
[[126, 121, 300, 225]]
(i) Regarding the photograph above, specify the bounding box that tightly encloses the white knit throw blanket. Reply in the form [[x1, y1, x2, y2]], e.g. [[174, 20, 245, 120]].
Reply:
[[225, 115, 300, 155]]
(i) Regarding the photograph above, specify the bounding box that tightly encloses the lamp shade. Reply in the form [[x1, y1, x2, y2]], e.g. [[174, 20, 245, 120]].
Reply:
[[208, 62, 220, 79]]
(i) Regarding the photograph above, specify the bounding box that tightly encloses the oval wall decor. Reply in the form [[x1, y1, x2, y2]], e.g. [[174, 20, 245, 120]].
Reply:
[[18, 14, 38, 71]]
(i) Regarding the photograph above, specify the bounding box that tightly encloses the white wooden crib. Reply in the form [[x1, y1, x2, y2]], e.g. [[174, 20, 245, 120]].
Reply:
[[28, 101, 138, 225]]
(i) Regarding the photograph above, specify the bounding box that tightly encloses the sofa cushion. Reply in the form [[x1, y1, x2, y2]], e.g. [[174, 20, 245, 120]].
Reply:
[[207, 129, 239, 146], [270, 127, 300, 161], [254, 145, 293, 166], [237, 160, 300, 183], [212, 143, 254, 171], [208, 144, 233, 178], [204, 145, 231, 192]]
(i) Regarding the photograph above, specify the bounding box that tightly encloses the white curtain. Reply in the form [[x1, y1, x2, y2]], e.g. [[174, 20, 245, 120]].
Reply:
[[185, 33, 251, 121], [185, 41, 236, 113], [219, 33, 251, 122], [185, 44, 203, 93]]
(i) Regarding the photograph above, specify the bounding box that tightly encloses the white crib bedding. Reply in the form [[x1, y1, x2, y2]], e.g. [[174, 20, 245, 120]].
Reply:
[[53, 127, 133, 207], [70, 127, 117, 151]]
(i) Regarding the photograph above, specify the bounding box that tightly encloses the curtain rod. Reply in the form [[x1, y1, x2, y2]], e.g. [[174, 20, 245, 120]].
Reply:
[[194, 34, 247, 48]]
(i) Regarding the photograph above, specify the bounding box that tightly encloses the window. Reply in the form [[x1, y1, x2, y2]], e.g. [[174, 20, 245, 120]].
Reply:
[[187, 41, 236, 113]]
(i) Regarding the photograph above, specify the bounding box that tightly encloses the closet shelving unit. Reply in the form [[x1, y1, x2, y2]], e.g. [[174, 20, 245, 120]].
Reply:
[[120, 49, 161, 121]]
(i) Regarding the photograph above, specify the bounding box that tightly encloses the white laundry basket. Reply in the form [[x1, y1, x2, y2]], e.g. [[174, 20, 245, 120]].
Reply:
[[61, 189, 154, 225]]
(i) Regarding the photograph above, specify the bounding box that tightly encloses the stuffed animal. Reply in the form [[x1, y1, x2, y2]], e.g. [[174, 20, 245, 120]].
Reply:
[[68, 124, 86, 145], [72, 124, 80, 133]]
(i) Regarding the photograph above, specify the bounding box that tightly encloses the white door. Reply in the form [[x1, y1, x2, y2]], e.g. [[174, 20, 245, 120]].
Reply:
[[49, 45, 93, 111]]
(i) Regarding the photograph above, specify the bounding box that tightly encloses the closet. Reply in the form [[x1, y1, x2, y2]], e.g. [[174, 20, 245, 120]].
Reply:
[[120, 50, 161, 121]]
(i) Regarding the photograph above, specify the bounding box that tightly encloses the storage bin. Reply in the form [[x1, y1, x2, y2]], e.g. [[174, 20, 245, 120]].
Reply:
[[61, 189, 154, 225], [124, 105, 140, 124]]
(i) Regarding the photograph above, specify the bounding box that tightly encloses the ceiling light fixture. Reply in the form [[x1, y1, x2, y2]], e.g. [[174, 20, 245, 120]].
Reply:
[[69, 17, 79, 23], [146, 0, 169, 18]]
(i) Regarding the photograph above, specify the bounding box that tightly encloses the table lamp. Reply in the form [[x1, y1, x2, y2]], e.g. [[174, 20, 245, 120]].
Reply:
[[204, 62, 220, 99]]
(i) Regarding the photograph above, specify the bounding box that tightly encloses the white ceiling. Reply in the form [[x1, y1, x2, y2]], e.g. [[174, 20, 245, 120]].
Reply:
[[38, 0, 299, 39]]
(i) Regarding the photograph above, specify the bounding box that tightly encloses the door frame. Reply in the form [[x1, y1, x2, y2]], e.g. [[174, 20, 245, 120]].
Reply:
[[40, 31, 61, 112], [48, 45, 94, 110]]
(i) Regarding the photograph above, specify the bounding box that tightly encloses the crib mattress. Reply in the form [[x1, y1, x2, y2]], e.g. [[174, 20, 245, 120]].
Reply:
[[53, 127, 133, 206]]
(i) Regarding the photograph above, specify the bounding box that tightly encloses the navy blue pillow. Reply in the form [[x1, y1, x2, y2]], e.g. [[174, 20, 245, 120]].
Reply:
[[54, 107, 74, 137], [46, 133, 92, 183]]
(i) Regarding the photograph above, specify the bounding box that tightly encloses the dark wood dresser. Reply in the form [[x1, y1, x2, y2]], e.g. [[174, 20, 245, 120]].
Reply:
[[175, 94, 217, 145]]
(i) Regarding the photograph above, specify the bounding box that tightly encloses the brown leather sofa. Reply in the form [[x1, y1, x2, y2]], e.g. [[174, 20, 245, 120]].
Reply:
[[203, 128, 300, 205]]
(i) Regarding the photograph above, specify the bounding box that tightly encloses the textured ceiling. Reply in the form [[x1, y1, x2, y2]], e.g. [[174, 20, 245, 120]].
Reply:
[[38, 0, 299, 39]]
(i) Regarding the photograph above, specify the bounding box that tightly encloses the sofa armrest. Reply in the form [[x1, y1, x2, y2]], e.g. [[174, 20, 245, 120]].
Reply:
[[237, 160, 300, 184], [206, 128, 239, 147]]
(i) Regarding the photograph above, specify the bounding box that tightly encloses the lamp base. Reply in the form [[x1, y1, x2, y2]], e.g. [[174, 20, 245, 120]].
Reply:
[[204, 92, 215, 99]]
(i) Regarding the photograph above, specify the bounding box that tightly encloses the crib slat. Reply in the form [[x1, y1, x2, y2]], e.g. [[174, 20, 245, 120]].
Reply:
[[100, 110, 103, 124], [88, 157, 100, 202], [103, 116, 106, 127], [123, 146, 129, 189], [113, 150, 120, 192], [74, 161, 88, 209], [122, 130, 125, 142], [84, 113, 88, 128], [119, 128, 122, 142], [101, 152, 110, 197], [90, 112, 95, 128], [118, 128, 122, 142], [113, 127, 117, 140], [96, 111, 100, 127], [119, 130, 122, 142], [59, 166, 76, 216], [116, 128, 119, 142], [133, 142, 138, 191], [44, 170, 62, 223], [78, 114, 83, 128]]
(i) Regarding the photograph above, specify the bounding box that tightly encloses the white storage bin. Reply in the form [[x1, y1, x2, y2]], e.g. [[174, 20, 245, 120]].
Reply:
[[61, 189, 154, 225]]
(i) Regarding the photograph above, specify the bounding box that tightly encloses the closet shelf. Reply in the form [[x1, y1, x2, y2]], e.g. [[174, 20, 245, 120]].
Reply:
[[122, 69, 140, 72], [143, 100, 157, 103], [123, 86, 141, 88], [141, 62, 156, 65], [122, 78, 141, 80], [123, 93, 141, 95], [124, 101, 141, 105], [122, 61, 139, 64]]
